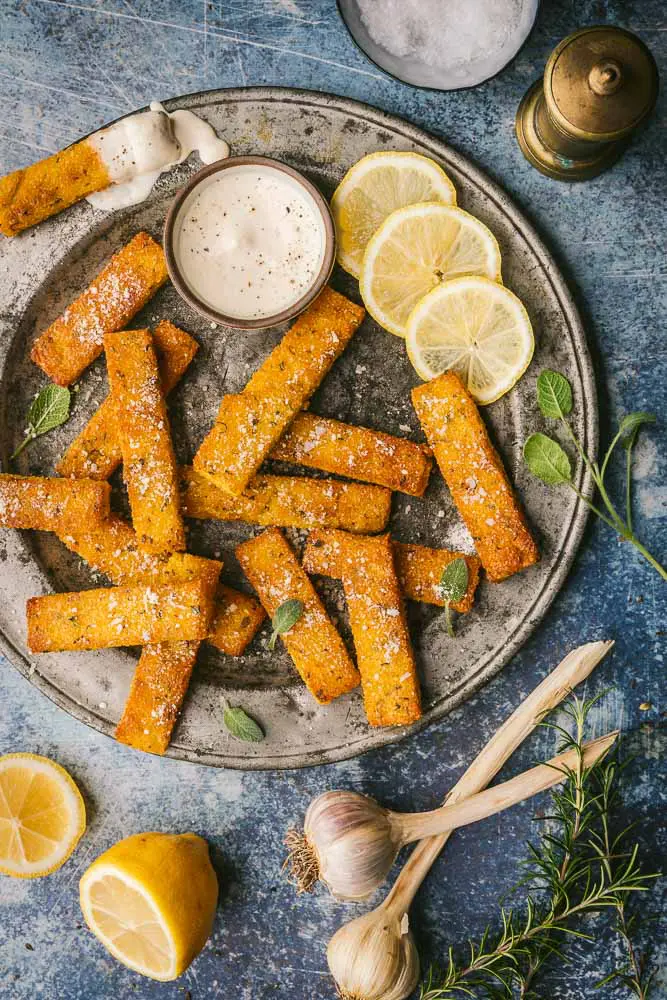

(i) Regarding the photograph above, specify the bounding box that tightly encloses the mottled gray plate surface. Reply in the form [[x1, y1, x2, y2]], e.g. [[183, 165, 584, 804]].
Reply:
[[0, 88, 596, 769]]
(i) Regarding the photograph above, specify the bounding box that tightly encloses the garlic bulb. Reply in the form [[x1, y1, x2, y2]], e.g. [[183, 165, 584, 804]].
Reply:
[[285, 790, 402, 900], [285, 731, 617, 901], [327, 905, 419, 1000]]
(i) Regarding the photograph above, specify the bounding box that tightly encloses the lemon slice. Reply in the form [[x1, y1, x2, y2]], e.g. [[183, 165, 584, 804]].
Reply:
[[331, 151, 456, 277], [406, 276, 534, 404], [360, 203, 502, 338], [80, 831, 218, 981], [0, 752, 86, 878]]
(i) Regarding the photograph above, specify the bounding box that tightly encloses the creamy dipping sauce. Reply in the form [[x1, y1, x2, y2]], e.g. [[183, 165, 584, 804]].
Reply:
[[87, 102, 230, 212], [173, 165, 327, 321]]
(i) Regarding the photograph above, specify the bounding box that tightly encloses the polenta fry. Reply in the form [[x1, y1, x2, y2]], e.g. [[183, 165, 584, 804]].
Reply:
[[304, 533, 481, 613], [412, 372, 539, 582], [194, 287, 365, 495], [236, 527, 359, 704], [393, 542, 481, 611], [0, 475, 110, 531], [105, 328, 185, 554], [181, 467, 391, 534], [0, 141, 110, 237], [208, 584, 266, 657], [57, 321, 198, 480], [270, 412, 433, 496], [113, 557, 221, 755], [114, 640, 201, 755], [55, 515, 264, 655], [303, 528, 421, 727], [27, 577, 214, 652], [31, 232, 168, 386]]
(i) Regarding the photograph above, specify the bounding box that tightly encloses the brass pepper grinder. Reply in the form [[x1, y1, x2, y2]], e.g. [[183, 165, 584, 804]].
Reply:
[[516, 25, 658, 181]]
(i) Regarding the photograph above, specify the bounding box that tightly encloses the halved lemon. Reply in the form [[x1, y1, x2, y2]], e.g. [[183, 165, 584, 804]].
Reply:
[[360, 203, 502, 338], [0, 752, 86, 878], [406, 276, 534, 404], [331, 151, 456, 277], [80, 831, 218, 981]]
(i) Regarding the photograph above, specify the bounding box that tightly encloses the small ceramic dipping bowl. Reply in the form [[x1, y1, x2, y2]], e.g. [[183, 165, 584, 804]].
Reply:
[[164, 155, 335, 330]]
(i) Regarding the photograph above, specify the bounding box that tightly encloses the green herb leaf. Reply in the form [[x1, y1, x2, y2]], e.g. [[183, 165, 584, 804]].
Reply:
[[268, 598, 304, 650], [618, 411, 656, 450], [523, 433, 572, 485], [440, 558, 469, 604], [537, 370, 573, 419], [439, 558, 468, 639], [27, 384, 71, 435], [223, 705, 264, 743], [11, 384, 72, 460], [526, 377, 666, 580]]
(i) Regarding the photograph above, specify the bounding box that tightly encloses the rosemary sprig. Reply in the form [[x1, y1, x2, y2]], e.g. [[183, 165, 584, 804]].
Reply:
[[592, 761, 658, 999], [421, 694, 660, 1000], [523, 370, 665, 580]]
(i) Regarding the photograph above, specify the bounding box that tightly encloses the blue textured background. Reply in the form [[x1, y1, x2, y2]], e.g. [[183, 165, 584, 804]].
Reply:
[[0, 2, 665, 998]]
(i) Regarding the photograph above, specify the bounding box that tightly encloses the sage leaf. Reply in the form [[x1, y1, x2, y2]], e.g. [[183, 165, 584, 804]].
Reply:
[[537, 370, 573, 419], [618, 411, 656, 450], [268, 598, 304, 650], [223, 705, 264, 743], [524, 433, 572, 485], [440, 557, 469, 638], [440, 558, 469, 604], [11, 384, 72, 460]]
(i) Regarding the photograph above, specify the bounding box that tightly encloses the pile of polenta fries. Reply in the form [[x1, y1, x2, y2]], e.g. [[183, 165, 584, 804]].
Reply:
[[1, 229, 539, 756]]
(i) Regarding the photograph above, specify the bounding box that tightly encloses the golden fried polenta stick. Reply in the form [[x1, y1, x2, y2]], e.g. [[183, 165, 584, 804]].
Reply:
[[57, 321, 198, 480], [302, 529, 421, 727], [270, 412, 433, 496], [209, 584, 266, 657], [57, 512, 171, 583], [55, 514, 264, 655], [393, 542, 481, 612], [194, 287, 365, 495], [180, 467, 391, 534], [304, 534, 481, 614], [27, 577, 214, 653], [0, 475, 110, 531], [412, 372, 539, 582], [236, 528, 359, 704], [0, 141, 110, 238], [105, 328, 185, 554], [31, 233, 168, 386], [114, 640, 201, 755], [112, 557, 221, 755]]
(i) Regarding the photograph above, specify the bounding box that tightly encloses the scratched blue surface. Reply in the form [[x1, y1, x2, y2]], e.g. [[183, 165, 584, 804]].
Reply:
[[0, 2, 665, 998]]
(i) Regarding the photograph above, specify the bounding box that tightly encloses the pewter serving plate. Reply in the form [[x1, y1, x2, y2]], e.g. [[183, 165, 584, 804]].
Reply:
[[0, 88, 596, 769]]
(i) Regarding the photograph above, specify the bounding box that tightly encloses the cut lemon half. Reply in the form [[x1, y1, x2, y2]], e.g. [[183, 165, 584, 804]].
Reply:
[[406, 276, 534, 404], [360, 203, 502, 338], [331, 151, 456, 277], [80, 831, 218, 981], [0, 752, 86, 878]]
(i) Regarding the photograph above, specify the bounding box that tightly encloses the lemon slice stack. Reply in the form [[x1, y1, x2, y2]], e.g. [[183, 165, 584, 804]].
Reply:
[[331, 151, 456, 278], [332, 152, 534, 403]]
